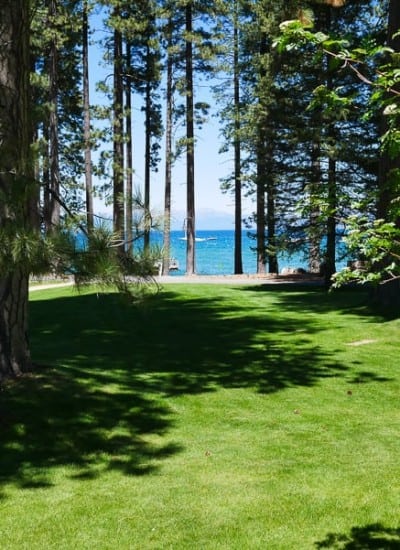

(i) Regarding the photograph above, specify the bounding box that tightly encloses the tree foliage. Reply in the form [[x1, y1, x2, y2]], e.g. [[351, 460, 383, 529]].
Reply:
[[277, 0, 400, 287]]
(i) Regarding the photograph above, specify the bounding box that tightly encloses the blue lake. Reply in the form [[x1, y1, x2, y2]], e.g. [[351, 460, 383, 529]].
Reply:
[[147, 229, 349, 276]]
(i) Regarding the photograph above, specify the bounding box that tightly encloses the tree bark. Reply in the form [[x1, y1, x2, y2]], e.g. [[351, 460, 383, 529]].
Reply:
[[163, 21, 173, 276], [266, 159, 278, 274], [144, 45, 152, 252], [324, 6, 337, 285], [0, 272, 31, 379], [233, 2, 243, 275], [308, 139, 322, 273], [256, 158, 266, 274], [325, 155, 337, 284], [0, 0, 33, 381], [255, 33, 268, 275], [48, 0, 61, 230], [125, 42, 133, 255], [185, 2, 196, 275], [83, 0, 94, 231], [113, 20, 125, 254]]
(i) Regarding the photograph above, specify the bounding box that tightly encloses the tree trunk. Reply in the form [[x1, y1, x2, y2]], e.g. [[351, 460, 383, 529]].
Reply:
[[185, 3, 196, 275], [48, 0, 61, 230], [113, 21, 125, 254], [163, 23, 173, 276], [325, 156, 337, 284], [83, 0, 94, 231], [256, 159, 266, 274], [324, 7, 337, 285], [144, 46, 152, 252], [0, 0, 33, 381], [266, 163, 278, 274], [308, 140, 322, 273], [307, 5, 330, 274], [255, 33, 268, 275], [0, 272, 31, 379], [233, 2, 243, 275], [125, 42, 133, 255]]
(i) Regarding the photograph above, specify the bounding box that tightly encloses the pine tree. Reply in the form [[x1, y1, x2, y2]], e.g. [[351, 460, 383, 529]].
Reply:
[[274, 0, 382, 282], [124, 40, 133, 253], [214, 0, 245, 274], [0, 0, 35, 380], [124, 0, 162, 251], [233, 0, 243, 274], [112, 8, 125, 253], [185, 1, 196, 274], [240, 0, 289, 273], [165, 0, 220, 275], [32, 0, 88, 227], [83, 0, 94, 231], [46, 0, 61, 230], [161, 10, 176, 275]]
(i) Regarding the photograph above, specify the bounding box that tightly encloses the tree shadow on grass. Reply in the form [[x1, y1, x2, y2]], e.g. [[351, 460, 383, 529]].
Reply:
[[239, 284, 397, 384], [242, 284, 399, 321], [29, 287, 349, 396], [0, 285, 352, 490], [0, 364, 181, 492], [315, 523, 400, 548]]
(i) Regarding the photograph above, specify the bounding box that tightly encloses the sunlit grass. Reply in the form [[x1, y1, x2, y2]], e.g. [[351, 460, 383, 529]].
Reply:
[[0, 283, 399, 548]]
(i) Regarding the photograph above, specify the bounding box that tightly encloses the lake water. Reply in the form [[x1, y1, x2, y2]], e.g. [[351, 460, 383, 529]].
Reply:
[[148, 229, 348, 276]]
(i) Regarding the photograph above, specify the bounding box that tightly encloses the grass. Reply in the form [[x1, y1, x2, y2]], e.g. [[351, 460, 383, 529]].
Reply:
[[0, 282, 399, 549]]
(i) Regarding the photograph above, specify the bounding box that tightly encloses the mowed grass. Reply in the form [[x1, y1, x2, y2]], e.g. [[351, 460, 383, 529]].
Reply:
[[0, 282, 399, 549]]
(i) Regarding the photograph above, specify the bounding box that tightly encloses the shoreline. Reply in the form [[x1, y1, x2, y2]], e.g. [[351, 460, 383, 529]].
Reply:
[[29, 272, 324, 291]]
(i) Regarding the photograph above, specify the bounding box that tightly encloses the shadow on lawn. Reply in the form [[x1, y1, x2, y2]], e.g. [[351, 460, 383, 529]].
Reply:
[[0, 285, 353, 490], [0, 363, 181, 491], [315, 523, 400, 548], [31, 287, 351, 395], [242, 284, 399, 321]]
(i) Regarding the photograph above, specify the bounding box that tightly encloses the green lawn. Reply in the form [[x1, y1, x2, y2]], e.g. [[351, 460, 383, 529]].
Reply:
[[0, 283, 399, 549]]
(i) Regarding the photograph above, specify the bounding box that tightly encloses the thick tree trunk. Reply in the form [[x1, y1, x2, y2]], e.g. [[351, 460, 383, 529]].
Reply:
[[0, 0, 33, 381], [0, 272, 31, 378]]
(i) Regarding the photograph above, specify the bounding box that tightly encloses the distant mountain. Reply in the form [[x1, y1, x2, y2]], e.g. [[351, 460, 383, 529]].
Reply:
[[94, 207, 253, 231], [171, 208, 235, 230]]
